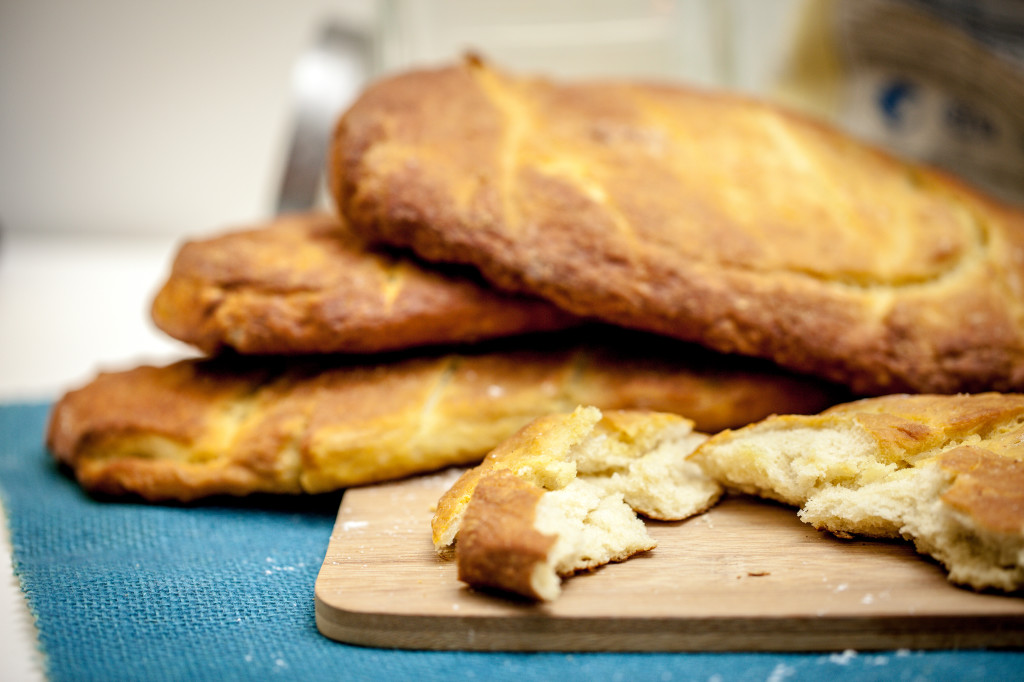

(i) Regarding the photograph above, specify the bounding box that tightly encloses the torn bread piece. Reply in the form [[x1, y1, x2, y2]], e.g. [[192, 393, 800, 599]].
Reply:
[[432, 406, 719, 600], [689, 392, 1024, 593]]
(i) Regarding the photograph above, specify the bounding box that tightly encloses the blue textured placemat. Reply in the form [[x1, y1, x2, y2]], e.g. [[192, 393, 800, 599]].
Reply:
[[1, 401, 1021, 681]]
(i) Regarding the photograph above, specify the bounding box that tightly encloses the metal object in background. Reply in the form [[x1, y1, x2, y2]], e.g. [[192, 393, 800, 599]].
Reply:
[[277, 22, 371, 215]]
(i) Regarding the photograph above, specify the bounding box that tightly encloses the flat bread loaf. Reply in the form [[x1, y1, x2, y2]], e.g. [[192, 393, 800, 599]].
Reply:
[[331, 57, 1024, 396], [47, 332, 841, 502], [435, 406, 719, 600], [689, 393, 1024, 593], [151, 211, 576, 355]]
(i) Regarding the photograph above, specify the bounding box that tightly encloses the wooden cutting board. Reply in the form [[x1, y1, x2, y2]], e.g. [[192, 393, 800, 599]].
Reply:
[[314, 468, 1024, 652]]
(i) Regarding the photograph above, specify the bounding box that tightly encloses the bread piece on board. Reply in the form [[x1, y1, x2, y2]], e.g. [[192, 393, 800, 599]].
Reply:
[[689, 393, 1024, 593], [330, 56, 1024, 396], [151, 211, 576, 355], [47, 332, 842, 502], [437, 406, 719, 601]]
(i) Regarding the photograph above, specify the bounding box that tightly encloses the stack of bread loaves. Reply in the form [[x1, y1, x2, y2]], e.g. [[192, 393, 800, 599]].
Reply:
[[49, 56, 1024, 600]]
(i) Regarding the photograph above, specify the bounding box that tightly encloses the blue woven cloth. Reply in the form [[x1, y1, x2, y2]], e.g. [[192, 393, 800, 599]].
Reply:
[[1, 402, 1021, 681]]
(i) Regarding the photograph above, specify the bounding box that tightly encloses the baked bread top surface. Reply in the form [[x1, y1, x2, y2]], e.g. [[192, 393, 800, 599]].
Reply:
[[150, 211, 576, 355], [694, 392, 1024, 486], [331, 58, 1024, 395], [818, 392, 1024, 462]]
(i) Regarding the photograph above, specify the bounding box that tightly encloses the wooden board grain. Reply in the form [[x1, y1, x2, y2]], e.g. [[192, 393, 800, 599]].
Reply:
[[314, 468, 1024, 652]]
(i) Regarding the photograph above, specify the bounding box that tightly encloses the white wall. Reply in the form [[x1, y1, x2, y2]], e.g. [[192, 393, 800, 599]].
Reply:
[[0, 0, 374, 237]]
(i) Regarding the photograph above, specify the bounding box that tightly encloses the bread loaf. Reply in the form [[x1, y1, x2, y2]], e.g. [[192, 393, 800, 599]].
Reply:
[[48, 332, 841, 502], [331, 57, 1024, 396], [151, 211, 576, 355]]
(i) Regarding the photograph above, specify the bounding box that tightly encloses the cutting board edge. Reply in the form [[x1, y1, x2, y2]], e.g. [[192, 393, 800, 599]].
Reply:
[[314, 597, 1024, 652]]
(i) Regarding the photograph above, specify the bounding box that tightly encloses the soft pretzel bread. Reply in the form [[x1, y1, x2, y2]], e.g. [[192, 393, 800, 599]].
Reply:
[[689, 392, 1024, 593], [438, 407, 718, 601], [47, 332, 842, 502], [330, 57, 1024, 396], [151, 211, 576, 355]]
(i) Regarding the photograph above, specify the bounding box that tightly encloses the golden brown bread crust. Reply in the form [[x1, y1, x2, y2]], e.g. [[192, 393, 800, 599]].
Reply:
[[432, 409, 598, 548], [330, 57, 1024, 396], [455, 469, 555, 600], [818, 392, 1024, 463], [150, 211, 577, 355], [48, 332, 843, 502], [939, 446, 1024, 536]]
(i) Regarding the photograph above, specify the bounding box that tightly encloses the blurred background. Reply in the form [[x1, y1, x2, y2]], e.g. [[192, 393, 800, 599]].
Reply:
[[0, 0, 806, 239]]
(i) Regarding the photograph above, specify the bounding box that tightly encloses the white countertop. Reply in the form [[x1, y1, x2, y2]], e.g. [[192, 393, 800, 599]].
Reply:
[[0, 229, 195, 681]]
